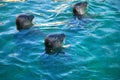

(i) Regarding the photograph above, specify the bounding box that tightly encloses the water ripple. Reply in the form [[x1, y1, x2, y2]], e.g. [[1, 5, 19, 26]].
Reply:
[[0, 0, 120, 80]]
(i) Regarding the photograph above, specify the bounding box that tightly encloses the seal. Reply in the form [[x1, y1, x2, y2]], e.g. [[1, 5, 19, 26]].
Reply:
[[73, 1, 88, 18], [44, 33, 65, 54], [16, 14, 34, 31]]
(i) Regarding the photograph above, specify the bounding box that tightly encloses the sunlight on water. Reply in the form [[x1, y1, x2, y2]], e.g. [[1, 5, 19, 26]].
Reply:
[[35, 21, 67, 27], [1, 0, 25, 2]]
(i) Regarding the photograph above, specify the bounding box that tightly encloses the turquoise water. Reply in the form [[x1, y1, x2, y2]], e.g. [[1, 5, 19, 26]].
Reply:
[[0, 0, 120, 80]]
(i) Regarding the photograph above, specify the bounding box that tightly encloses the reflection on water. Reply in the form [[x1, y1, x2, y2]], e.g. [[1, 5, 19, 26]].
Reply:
[[0, 0, 120, 80], [1, 0, 25, 2]]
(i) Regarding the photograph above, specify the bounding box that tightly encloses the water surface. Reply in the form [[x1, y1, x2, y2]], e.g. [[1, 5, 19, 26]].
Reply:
[[0, 0, 120, 80]]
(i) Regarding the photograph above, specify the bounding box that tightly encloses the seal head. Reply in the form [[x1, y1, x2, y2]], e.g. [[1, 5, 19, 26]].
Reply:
[[44, 33, 65, 54], [73, 1, 88, 18], [16, 14, 34, 31]]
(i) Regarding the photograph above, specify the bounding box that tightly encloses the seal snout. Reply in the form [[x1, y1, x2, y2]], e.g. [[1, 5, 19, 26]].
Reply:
[[28, 15, 34, 21], [83, 1, 88, 6], [56, 33, 65, 42]]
